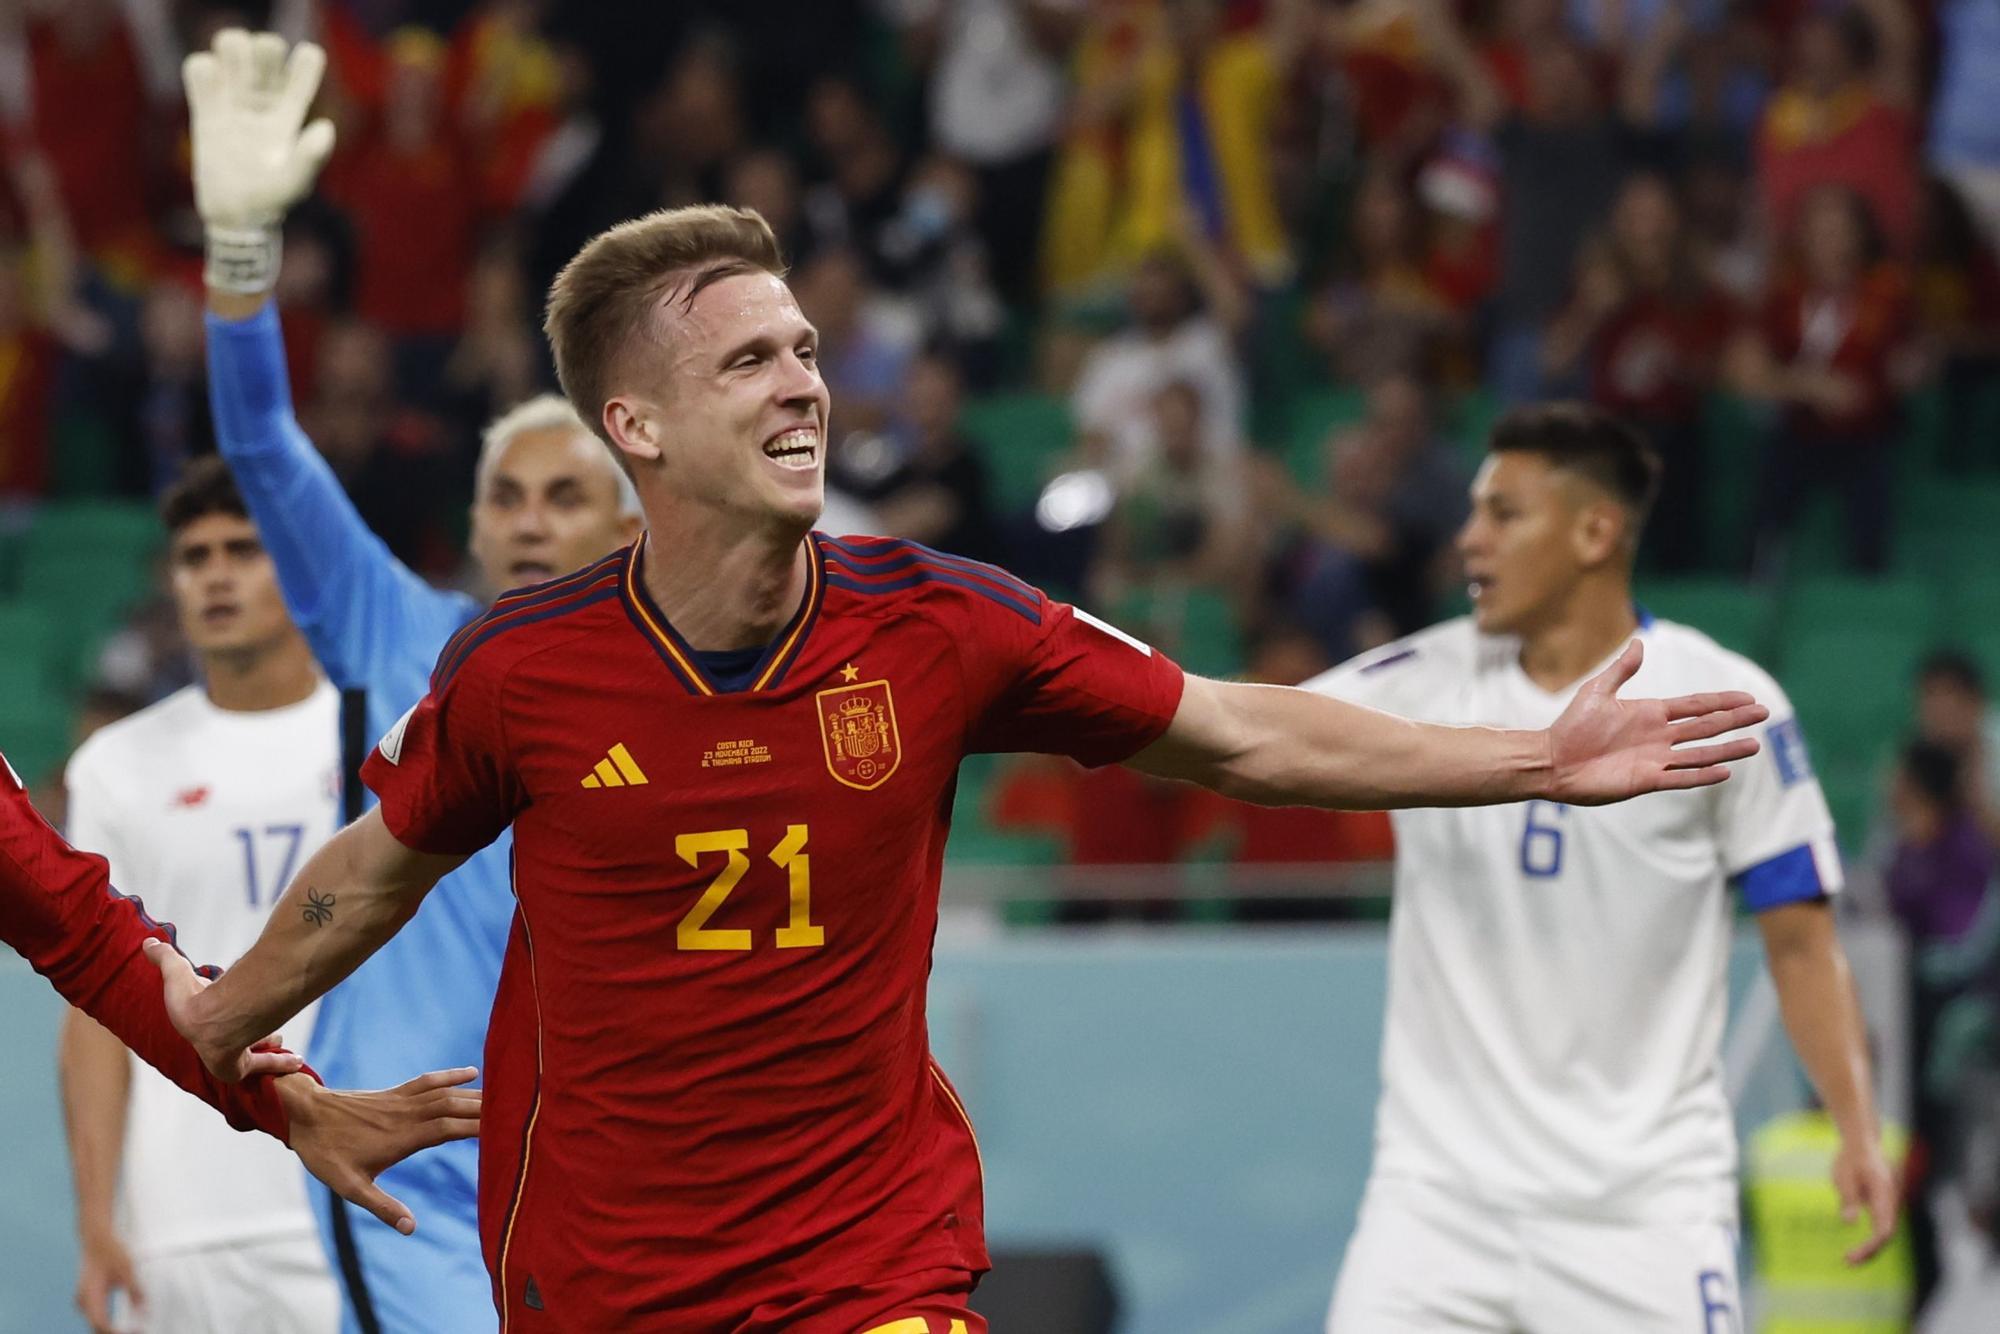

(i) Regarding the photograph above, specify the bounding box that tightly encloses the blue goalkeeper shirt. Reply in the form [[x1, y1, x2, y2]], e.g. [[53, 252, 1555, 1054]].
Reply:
[[207, 302, 500, 1333]]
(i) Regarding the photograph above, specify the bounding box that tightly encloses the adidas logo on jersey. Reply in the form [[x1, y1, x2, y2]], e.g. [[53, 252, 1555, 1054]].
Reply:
[[580, 743, 649, 789]]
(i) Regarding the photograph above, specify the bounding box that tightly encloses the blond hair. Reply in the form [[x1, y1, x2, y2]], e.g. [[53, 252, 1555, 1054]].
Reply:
[[475, 393, 640, 517], [543, 205, 786, 447]]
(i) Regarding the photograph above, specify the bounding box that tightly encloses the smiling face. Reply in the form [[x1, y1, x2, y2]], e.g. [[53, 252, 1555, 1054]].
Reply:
[[169, 513, 296, 658], [1457, 452, 1632, 637], [605, 270, 830, 530], [468, 425, 641, 592]]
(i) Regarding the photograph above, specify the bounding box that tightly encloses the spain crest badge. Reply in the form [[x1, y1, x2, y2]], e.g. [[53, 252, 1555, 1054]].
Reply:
[[816, 679, 902, 790]]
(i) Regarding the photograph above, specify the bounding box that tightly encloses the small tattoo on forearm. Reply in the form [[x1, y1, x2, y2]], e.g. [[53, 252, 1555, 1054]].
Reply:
[[302, 888, 335, 928]]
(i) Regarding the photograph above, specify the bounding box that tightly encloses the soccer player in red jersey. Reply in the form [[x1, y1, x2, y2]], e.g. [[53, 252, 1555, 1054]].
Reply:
[[154, 194, 1769, 1330], [0, 750, 478, 1235]]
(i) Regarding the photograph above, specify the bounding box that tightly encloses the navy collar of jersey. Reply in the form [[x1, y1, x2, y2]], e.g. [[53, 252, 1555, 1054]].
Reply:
[[618, 532, 825, 696]]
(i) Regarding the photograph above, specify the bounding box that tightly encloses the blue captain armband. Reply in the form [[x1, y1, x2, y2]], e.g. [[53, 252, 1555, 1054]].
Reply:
[[1737, 844, 1828, 912]]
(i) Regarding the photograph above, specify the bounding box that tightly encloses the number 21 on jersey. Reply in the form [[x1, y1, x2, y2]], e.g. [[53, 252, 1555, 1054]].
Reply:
[[675, 824, 824, 951], [1518, 801, 1568, 878]]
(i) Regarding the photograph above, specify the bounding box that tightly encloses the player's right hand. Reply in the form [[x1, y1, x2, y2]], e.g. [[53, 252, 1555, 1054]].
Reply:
[[277, 1068, 482, 1236], [1834, 1134, 1901, 1265], [141, 936, 303, 1083], [75, 1227, 141, 1334], [182, 29, 335, 233]]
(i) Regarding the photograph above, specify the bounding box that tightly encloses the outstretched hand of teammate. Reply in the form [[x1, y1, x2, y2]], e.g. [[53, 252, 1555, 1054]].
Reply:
[[183, 29, 335, 292], [277, 1067, 483, 1236], [1545, 641, 1768, 804], [145, 935, 479, 1233], [1833, 1135, 1900, 1265]]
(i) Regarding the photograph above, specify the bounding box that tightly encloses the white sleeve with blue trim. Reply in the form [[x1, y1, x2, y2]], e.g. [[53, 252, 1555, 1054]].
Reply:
[[1714, 671, 1844, 911]]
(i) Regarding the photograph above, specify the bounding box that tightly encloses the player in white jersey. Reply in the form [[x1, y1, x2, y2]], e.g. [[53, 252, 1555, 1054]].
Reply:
[[60, 457, 343, 1334], [1313, 405, 1896, 1333]]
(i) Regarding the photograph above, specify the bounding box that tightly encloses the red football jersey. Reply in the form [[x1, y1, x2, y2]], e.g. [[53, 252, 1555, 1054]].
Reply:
[[0, 753, 299, 1140], [363, 534, 1186, 1330]]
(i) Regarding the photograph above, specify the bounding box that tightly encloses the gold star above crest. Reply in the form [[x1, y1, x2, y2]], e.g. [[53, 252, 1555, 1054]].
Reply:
[[840, 662, 860, 683]]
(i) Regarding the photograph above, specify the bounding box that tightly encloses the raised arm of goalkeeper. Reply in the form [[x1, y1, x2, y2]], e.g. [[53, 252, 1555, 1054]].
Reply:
[[188, 29, 451, 686]]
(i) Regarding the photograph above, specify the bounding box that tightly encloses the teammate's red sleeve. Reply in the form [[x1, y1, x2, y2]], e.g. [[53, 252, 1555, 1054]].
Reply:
[[362, 639, 521, 856], [0, 755, 305, 1141], [963, 593, 1187, 765]]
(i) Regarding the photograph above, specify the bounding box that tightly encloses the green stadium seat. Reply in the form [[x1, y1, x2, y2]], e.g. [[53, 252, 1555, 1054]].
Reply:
[[958, 393, 1076, 514], [1815, 757, 1881, 854], [20, 501, 160, 568], [1944, 573, 2000, 639], [1282, 387, 1367, 487], [1635, 579, 1774, 660], [0, 602, 59, 677], [1778, 626, 1927, 768], [1109, 587, 1245, 680], [1785, 575, 1942, 641], [1968, 631, 2000, 687], [0, 677, 75, 787]]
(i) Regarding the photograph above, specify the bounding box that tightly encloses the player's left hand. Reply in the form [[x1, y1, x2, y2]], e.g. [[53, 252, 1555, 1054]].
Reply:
[[1833, 1136, 1900, 1265], [141, 936, 303, 1082], [277, 1068, 481, 1236], [1545, 641, 1768, 804]]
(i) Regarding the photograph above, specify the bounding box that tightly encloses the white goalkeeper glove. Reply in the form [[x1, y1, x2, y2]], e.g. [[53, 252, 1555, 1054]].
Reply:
[[183, 29, 337, 294]]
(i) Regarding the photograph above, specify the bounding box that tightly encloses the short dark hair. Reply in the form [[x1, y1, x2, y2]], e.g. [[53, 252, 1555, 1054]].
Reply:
[[159, 454, 249, 537], [1918, 649, 1987, 698], [1488, 403, 1663, 516], [1901, 738, 1964, 810]]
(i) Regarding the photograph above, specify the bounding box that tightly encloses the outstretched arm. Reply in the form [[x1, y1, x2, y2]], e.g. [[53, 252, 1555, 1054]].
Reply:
[[2, 756, 478, 1232], [151, 807, 466, 1082], [1129, 639, 1765, 808], [190, 30, 452, 682], [1759, 900, 1898, 1265]]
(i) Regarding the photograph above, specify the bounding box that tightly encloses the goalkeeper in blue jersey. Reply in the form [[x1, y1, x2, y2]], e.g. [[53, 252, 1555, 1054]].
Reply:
[[185, 31, 640, 1332]]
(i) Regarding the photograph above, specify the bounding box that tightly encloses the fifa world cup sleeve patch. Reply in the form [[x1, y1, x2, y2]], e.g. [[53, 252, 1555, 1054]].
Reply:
[[1767, 718, 1812, 788], [377, 702, 419, 766]]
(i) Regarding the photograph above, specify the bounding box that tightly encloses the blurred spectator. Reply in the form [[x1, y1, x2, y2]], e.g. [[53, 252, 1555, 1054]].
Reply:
[[271, 198, 357, 409], [1889, 741, 1999, 959], [1041, 0, 1306, 296], [297, 318, 458, 574], [1428, 3, 1633, 403], [322, 26, 489, 402], [1755, 0, 1918, 255], [1913, 177, 2000, 473], [1542, 171, 1732, 571], [10, 0, 169, 276], [442, 238, 545, 450], [633, 32, 747, 210], [1262, 370, 1466, 657], [0, 148, 111, 500], [877, 155, 1007, 382], [91, 596, 192, 708], [1885, 737, 2000, 1311], [122, 281, 212, 495], [1302, 162, 1466, 385], [1071, 242, 1248, 484], [1088, 379, 1251, 611], [801, 75, 908, 286], [892, 0, 1081, 304], [1926, 0, 2000, 258], [1614, 2, 1772, 162], [725, 147, 808, 264], [1732, 184, 1911, 575], [826, 349, 1000, 564], [792, 244, 919, 441], [1914, 651, 2000, 845]]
